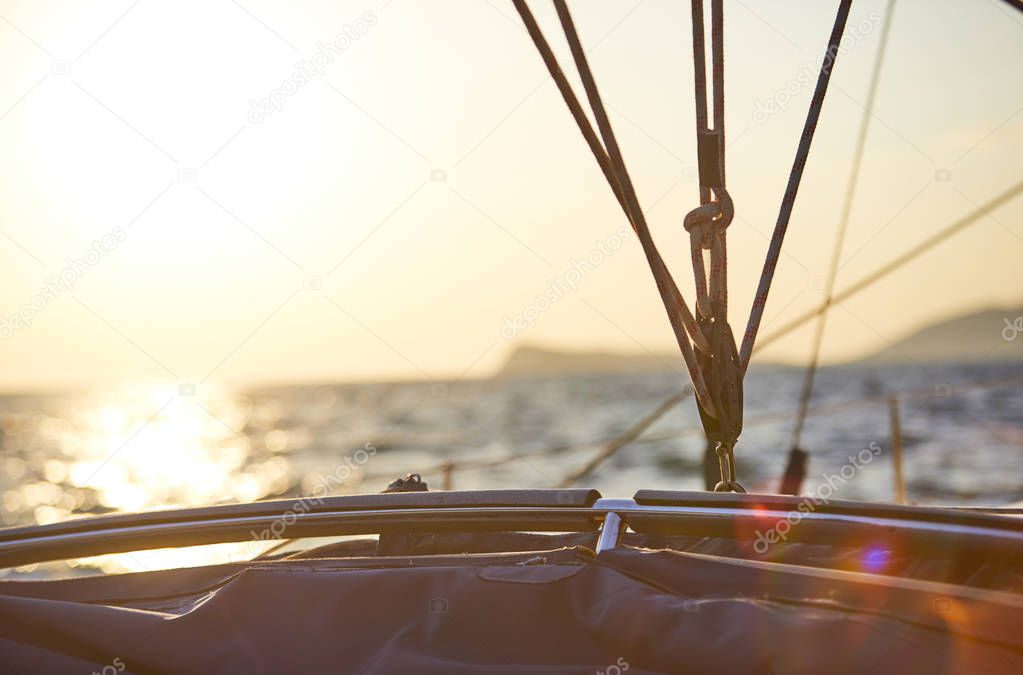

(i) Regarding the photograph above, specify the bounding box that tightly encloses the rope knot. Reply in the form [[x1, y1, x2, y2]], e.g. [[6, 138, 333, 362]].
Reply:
[[684, 188, 734, 249], [683, 203, 720, 249]]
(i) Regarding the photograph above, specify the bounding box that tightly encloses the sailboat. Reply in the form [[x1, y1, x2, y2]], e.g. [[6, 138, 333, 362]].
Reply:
[[2, 1, 1022, 672]]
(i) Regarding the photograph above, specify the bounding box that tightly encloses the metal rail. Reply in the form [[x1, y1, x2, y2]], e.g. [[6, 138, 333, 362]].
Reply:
[[2, 491, 1022, 570]]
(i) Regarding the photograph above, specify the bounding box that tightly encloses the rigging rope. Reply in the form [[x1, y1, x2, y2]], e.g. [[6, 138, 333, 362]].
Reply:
[[684, 0, 744, 491], [512, 0, 853, 492], [784, 0, 898, 492], [558, 386, 693, 487], [755, 179, 1023, 353], [570, 177, 1023, 467], [512, 0, 716, 417], [739, 0, 854, 371]]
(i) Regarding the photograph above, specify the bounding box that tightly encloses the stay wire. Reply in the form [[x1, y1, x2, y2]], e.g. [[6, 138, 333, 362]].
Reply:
[[739, 0, 854, 372], [788, 0, 898, 458]]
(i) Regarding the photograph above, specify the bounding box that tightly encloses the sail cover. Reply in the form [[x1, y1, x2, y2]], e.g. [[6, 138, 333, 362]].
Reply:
[[1, 542, 1021, 674]]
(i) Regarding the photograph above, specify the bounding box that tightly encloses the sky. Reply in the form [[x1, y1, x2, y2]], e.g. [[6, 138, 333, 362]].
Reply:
[[0, 0, 1020, 391]]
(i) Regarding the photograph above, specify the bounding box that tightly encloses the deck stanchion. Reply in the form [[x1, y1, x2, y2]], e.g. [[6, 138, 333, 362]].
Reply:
[[441, 460, 455, 491], [888, 395, 907, 505]]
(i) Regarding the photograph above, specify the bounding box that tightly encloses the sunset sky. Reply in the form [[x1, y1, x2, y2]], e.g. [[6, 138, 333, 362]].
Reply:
[[0, 0, 1020, 391]]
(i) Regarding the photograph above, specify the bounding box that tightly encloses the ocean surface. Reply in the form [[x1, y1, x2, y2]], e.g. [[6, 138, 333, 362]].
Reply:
[[2, 360, 1022, 576]]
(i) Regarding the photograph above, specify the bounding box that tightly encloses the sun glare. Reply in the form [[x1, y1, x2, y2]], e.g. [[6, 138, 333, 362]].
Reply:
[[2, 381, 301, 573]]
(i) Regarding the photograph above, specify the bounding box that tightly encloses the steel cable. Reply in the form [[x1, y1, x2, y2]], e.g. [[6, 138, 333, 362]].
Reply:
[[785, 0, 899, 489]]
